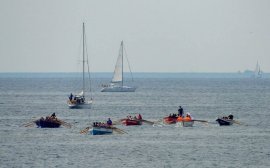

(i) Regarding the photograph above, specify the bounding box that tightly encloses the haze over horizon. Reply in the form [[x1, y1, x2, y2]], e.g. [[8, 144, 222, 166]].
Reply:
[[1, 0, 269, 73]]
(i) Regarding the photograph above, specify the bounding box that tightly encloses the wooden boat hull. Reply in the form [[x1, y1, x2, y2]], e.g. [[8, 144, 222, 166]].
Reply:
[[163, 117, 177, 124], [216, 118, 233, 126], [89, 127, 113, 135], [35, 119, 61, 128], [122, 119, 142, 126], [180, 121, 194, 127]]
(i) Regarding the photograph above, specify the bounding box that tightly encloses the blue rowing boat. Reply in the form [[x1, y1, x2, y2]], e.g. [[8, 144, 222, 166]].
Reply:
[[89, 126, 113, 135]]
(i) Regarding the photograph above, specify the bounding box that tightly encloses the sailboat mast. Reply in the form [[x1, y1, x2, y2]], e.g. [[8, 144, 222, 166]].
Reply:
[[121, 41, 124, 87], [83, 23, 85, 95]]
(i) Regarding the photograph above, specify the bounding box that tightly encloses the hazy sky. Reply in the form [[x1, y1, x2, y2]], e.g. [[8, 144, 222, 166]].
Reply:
[[0, 0, 269, 73]]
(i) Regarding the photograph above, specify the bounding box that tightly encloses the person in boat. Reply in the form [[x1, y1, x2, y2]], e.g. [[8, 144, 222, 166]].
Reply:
[[178, 106, 184, 117], [51, 113, 56, 119], [184, 113, 192, 121], [107, 118, 112, 126], [45, 115, 53, 122], [228, 114, 234, 120], [222, 116, 228, 120], [177, 115, 183, 122], [69, 93, 73, 101], [137, 114, 142, 120]]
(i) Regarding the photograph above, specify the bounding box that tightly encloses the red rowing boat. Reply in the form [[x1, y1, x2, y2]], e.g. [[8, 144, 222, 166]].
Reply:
[[122, 118, 142, 126], [163, 116, 178, 124]]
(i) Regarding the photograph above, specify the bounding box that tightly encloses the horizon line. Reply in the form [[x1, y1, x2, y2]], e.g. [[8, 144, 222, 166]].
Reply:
[[0, 71, 269, 74]]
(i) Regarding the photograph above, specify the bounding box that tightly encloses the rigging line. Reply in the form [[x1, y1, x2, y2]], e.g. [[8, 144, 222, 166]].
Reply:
[[83, 26, 93, 99], [73, 27, 84, 91], [123, 43, 134, 82]]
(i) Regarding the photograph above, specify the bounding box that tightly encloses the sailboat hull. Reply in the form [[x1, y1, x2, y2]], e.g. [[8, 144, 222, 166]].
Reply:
[[101, 86, 136, 92], [67, 100, 92, 109]]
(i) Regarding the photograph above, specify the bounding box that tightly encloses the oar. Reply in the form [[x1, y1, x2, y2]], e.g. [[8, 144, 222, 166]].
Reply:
[[192, 119, 209, 126], [112, 119, 125, 125], [80, 126, 91, 134], [192, 119, 208, 123], [23, 122, 36, 127], [112, 128, 124, 134], [140, 119, 154, 125], [22, 119, 37, 127], [232, 120, 242, 125], [56, 119, 72, 128], [111, 127, 127, 134], [154, 119, 163, 124]]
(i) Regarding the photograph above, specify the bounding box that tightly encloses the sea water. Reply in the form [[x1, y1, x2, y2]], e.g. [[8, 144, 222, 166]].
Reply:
[[0, 73, 270, 168]]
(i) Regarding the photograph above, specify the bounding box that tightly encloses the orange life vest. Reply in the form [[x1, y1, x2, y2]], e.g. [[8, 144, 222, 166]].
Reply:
[[177, 116, 183, 122], [183, 116, 191, 121]]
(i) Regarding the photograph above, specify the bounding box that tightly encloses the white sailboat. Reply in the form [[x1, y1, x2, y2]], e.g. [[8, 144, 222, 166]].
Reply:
[[254, 61, 262, 78], [67, 23, 93, 108], [101, 41, 136, 92]]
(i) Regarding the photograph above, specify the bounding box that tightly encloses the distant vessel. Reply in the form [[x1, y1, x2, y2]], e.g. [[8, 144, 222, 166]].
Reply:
[[101, 41, 136, 92], [253, 61, 262, 78], [67, 23, 93, 108]]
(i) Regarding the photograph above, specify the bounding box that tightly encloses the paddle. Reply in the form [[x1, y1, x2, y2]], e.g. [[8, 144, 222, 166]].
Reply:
[[140, 119, 154, 125], [112, 119, 125, 125], [22, 119, 38, 127], [111, 127, 128, 134], [23, 122, 36, 127], [56, 119, 72, 128], [80, 126, 91, 134], [192, 119, 208, 123], [232, 120, 242, 125]]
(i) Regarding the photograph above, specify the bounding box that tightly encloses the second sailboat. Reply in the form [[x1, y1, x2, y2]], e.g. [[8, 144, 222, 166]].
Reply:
[[101, 41, 136, 92]]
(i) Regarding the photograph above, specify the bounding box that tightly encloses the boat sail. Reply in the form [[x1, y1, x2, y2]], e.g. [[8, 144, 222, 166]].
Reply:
[[254, 61, 262, 78], [67, 23, 93, 108], [101, 41, 136, 92]]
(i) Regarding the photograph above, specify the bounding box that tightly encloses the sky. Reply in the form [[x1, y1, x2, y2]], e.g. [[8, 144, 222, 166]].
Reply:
[[0, 0, 269, 73]]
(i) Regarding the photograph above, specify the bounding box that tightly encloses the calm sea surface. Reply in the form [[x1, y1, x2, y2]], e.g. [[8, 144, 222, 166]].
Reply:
[[0, 74, 270, 168]]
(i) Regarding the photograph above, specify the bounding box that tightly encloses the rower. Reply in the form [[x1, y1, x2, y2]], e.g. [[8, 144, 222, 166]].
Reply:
[[184, 113, 192, 121], [51, 113, 56, 119], [107, 118, 112, 126], [228, 114, 234, 120], [69, 93, 73, 101], [177, 115, 183, 122], [137, 114, 142, 120], [178, 106, 184, 117]]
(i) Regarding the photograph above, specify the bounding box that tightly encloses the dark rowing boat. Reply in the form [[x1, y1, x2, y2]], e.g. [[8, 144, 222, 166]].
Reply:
[[35, 117, 61, 128], [216, 118, 233, 126]]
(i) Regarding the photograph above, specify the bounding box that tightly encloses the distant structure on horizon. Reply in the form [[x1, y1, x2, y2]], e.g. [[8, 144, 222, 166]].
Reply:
[[253, 61, 263, 78], [242, 61, 263, 78]]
